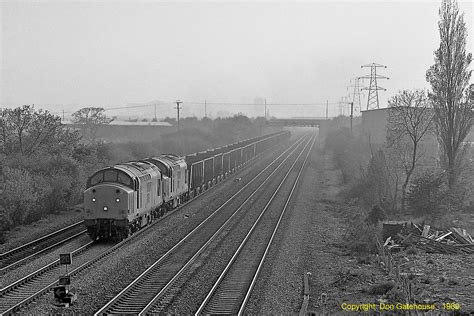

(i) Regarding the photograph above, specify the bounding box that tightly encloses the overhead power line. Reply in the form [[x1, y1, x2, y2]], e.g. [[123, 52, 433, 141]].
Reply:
[[49, 100, 340, 116], [184, 101, 339, 106]]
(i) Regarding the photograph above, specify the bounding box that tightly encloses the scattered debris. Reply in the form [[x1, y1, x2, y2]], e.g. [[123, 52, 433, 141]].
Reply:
[[382, 222, 474, 254], [234, 177, 242, 182]]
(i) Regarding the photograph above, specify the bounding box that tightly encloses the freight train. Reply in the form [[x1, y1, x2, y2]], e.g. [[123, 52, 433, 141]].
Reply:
[[83, 131, 290, 240]]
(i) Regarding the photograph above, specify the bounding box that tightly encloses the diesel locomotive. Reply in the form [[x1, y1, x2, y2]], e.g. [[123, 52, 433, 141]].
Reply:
[[83, 131, 290, 240]]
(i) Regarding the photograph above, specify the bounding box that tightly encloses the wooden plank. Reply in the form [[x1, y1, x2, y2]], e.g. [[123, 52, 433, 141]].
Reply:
[[303, 272, 310, 296], [413, 223, 422, 232], [450, 228, 471, 244], [422, 225, 430, 237], [435, 231, 452, 242], [299, 272, 311, 316]]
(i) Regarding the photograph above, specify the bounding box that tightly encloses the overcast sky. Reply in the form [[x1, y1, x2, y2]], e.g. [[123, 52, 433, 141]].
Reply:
[[1, 0, 473, 119]]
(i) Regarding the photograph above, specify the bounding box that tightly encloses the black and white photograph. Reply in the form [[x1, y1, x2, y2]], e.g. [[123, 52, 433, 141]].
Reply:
[[0, 0, 473, 314]]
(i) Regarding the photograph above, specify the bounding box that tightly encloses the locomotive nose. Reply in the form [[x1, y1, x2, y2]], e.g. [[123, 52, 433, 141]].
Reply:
[[84, 184, 131, 220]]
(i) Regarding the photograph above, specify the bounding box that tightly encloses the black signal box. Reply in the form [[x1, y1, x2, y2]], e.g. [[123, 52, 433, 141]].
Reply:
[[59, 276, 71, 285], [53, 286, 67, 300]]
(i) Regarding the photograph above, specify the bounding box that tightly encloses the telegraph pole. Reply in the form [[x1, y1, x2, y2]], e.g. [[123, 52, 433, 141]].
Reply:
[[154, 104, 157, 121], [175, 100, 182, 131], [264, 99, 267, 120], [350, 102, 354, 133], [326, 100, 328, 120], [204, 100, 207, 118]]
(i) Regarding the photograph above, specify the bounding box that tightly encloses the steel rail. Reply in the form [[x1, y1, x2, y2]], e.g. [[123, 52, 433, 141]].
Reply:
[[0, 221, 85, 264], [239, 134, 317, 315], [195, 133, 316, 315], [94, 135, 308, 315], [0, 230, 87, 273], [137, 135, 311, 315]]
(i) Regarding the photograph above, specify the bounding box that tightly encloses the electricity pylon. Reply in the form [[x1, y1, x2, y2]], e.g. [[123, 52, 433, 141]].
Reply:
[[360, 63, 389, 110], [347, 77, 363, 116]]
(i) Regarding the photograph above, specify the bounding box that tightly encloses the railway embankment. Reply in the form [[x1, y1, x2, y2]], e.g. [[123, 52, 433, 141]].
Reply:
[[246, 146, 473, 314]]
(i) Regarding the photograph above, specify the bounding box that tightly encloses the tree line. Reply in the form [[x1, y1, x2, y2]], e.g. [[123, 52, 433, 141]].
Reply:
[[0, 106, 268, 240]]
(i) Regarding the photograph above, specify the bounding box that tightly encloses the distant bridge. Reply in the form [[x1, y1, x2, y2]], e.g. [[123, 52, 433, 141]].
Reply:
[[266, 118, 328, 127]]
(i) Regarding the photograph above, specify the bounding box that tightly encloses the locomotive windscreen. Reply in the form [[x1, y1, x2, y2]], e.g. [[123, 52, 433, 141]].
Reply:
[[87, 169, 133, 189]]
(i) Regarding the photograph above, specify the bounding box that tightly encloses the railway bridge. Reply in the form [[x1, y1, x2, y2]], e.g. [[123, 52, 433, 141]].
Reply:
[[266, 118, 328, 127]]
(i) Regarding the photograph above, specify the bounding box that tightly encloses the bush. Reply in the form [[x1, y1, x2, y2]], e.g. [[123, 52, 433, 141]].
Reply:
[[342, 150, 395, 210], [366, 205, 386, 225], [2, 167, 38, 225], [344, 211, 381, 254], [0, 205, 9, 244], [407, 171, 445, 217], [325, 128, 355, 183]]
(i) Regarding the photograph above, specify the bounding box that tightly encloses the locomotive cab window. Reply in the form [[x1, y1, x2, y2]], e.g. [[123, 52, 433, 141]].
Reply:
[[88, 171, 104, 187], [104, 170, 117, 182], [117, 172, 132, 187]]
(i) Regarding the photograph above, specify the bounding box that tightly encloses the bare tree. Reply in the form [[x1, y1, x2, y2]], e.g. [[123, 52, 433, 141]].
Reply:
[[72, 107, 113, 144], [426, 0, 473, 189], [386, 90, 434, 211]]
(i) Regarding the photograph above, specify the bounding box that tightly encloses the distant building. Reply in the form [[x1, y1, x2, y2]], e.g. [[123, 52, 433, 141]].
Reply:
[[360, 108, 391, 144]]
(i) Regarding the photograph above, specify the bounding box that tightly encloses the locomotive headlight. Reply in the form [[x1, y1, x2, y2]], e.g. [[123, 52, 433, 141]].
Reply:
[[116, 198, 120, 203], [92, 197, 96, 202], [103, 206, 108, 211]]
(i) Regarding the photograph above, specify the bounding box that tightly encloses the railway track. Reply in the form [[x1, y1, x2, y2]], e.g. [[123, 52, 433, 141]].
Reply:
[[1, 134, 300, 315], [0, 241, 98, 314], [197, 134, 316, 315], [0, 221, 87, 273], [94, 134, 312, 315]]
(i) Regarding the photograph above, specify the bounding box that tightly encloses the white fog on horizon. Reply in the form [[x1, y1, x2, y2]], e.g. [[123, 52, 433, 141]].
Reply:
[[1, 0, 473, 119]]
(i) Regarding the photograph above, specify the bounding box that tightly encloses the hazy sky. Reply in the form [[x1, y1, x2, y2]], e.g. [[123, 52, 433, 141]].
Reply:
[[1, 0, 473, 118]]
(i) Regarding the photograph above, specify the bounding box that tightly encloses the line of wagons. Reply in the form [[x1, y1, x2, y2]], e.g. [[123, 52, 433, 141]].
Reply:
[[84, 130, 290, 240]]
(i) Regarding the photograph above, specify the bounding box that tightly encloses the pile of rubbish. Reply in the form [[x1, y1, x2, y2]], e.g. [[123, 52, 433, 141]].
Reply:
[[382, 222, 474, 254]]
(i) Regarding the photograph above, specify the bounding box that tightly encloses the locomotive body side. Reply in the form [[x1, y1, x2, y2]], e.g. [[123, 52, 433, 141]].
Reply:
[[145, 154, 189, 206]]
